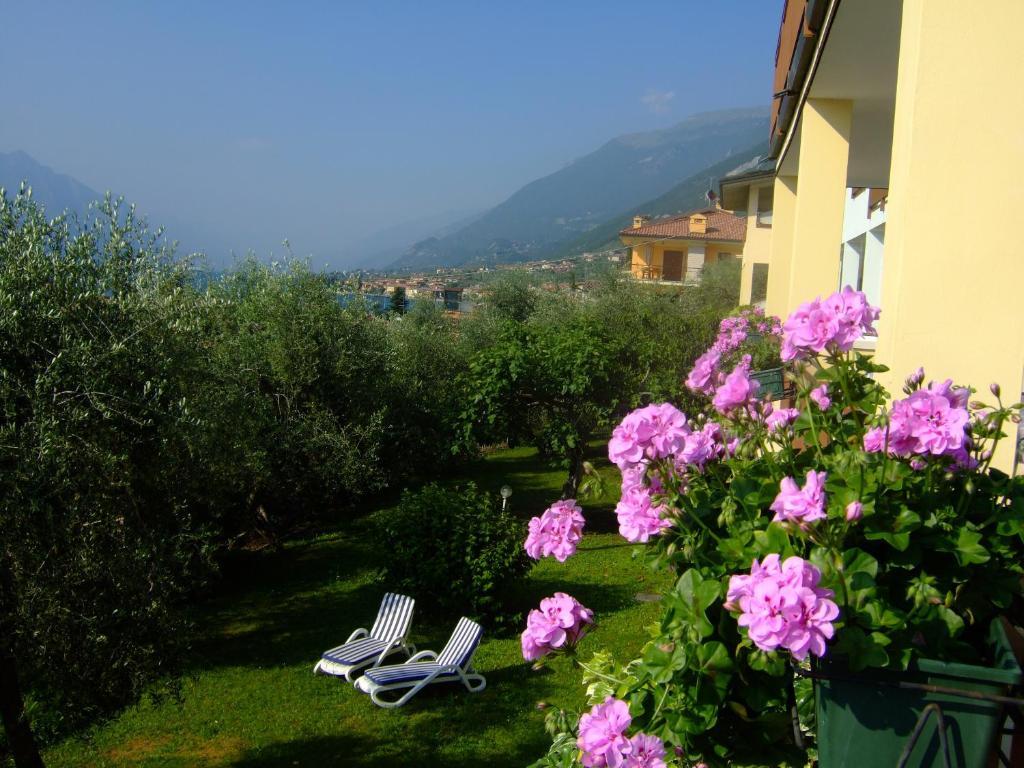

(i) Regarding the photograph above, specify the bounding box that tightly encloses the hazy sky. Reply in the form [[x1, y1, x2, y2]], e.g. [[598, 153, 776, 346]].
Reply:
[[1, 1, 781, 267]]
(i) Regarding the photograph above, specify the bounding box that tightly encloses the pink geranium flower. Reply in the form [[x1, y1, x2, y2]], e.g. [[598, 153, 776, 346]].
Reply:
[[866, 376, 971, 463], [781, 287, 879, 360], [823, 285, 880, 350], [677, 422, 728, 469], [524, 499, 585, 562], [608, 410, 655, 469], [770, 470, 827, 524], [729, 556, 839, 660], [765, 407, 800, 433], [810, 384, 831, 410], [521, 593, 594, 661], [578, 697, 633, 768], [712, 358, 760, 415], [616, 485, 673, 543], [636, 402, 691, 459], [686, 348, 722, 396], [624, 733, 666, 768], [609, 404, 690, 467]]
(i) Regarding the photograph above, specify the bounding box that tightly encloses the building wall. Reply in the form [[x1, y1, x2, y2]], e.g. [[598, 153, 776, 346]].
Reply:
[[738, 180, 775, 306], [876, 0, 1024, 470]]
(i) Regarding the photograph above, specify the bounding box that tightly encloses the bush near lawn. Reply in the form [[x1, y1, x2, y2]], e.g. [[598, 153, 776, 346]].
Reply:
[[379, 482, 531, 622]]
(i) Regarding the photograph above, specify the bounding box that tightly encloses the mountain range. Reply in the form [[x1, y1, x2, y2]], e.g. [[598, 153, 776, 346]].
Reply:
[[390, 106, 769, 270], [2, 106, 770, 272], [0, 150, 102, 216]]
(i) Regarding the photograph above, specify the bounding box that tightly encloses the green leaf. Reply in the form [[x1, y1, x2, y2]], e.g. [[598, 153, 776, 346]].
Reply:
[[669, 569, 722, 639], [753, 523, 793, 559], [864, 508, 920, 551], [954, 528, 990, 566], [833, 627, 889, 670], [641, 641, 688, 684]]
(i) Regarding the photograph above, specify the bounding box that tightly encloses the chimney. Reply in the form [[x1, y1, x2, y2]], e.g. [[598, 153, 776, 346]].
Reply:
[[632, 214, 651, 229], [689, 213, 708, 235]]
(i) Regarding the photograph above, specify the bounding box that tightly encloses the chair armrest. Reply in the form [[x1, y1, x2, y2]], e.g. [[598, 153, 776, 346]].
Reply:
[[372, 636, 409, 667], [345, 628, 369, 643], [407, 650, 438, 663]]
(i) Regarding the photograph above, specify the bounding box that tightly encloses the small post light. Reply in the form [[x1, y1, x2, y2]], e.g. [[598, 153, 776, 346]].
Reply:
[[500, 485, 513, 511]]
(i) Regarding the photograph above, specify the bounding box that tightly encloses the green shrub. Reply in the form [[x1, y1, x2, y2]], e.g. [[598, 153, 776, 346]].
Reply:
[[379, 482, 530, 622]]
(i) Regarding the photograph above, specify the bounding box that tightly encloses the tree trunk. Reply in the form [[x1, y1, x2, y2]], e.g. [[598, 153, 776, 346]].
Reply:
[[0, 562, 44, 768], [561, 442, 585, 500]]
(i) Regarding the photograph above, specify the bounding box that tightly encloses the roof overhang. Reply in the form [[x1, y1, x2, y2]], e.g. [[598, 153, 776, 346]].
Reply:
[[774, 0, 903, 188]]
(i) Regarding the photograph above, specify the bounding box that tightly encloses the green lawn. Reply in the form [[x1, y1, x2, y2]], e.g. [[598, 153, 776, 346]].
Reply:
[[44, 445, 671, 767]]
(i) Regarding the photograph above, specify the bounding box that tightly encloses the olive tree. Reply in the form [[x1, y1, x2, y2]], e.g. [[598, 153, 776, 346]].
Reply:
[[0, 192, 217, 763]]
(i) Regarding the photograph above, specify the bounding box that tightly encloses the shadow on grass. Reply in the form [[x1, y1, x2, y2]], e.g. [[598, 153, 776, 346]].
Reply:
[[229, 672, 555, 768], [508, 576, 639, 618], [189, 529, 400, 671]]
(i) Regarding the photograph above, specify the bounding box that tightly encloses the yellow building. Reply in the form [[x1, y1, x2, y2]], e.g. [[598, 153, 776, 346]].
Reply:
[[619, 208, 745, 284], [764, 0, 1024, 471], [718, 156, 776, 306]]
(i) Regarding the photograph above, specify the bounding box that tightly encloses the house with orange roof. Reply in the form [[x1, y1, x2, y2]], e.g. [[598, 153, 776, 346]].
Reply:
[[618, 207, 745, 284]]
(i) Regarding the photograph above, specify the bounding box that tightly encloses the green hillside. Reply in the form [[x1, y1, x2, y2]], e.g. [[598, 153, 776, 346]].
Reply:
[[550, 142, 767, 259]]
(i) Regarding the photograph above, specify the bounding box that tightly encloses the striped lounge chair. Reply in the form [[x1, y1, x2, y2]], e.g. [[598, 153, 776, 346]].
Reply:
[[313, 592, 415, 682], [354, 616, 486, 708]]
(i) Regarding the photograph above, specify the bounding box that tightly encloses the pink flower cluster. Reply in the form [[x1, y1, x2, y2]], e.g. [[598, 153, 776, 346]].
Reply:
[[521, 592, 594, 661], [864, 378, 972, 464], [686, 309, 782, 398], [712, 356, 761, 415], [577, 697, 667, 768], [770, 470, 827, 525], [714, 307, 781, 356], [780, 286, 880, 361], [609, 406, 737, 544], [727, 555, 839, 660], [608, 403, 690, 469], [525, 499, 585, 562]]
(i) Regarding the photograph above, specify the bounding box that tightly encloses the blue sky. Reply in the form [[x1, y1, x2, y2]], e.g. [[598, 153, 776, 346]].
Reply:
[[1, 1, 781, 267]]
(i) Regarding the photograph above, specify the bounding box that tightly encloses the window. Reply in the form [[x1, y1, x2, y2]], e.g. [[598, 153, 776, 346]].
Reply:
[[839, 224, 884, 330], [751, 264, 769, 305]]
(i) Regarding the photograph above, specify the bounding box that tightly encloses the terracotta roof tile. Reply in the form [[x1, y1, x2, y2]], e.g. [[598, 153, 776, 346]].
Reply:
[[620, 208, 746, 242]]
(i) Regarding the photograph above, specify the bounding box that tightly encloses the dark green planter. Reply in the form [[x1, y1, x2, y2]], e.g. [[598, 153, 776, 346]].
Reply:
[[750, 366, 786, 400], [815, 621, 1021, 767]]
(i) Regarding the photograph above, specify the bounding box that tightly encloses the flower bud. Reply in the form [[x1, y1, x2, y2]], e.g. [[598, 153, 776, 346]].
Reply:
[[990, 382, 1001, 398], [905, 367, 925, 390], [845, 501, 863, 521], [910, 458, 927, 471]]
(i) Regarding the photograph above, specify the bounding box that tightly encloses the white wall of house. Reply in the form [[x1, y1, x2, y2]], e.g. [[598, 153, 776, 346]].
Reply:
[[840, 189, 886, 310]]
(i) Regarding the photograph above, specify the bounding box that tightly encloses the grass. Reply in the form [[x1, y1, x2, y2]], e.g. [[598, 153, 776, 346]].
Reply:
[[44, 444, 672, 767]]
